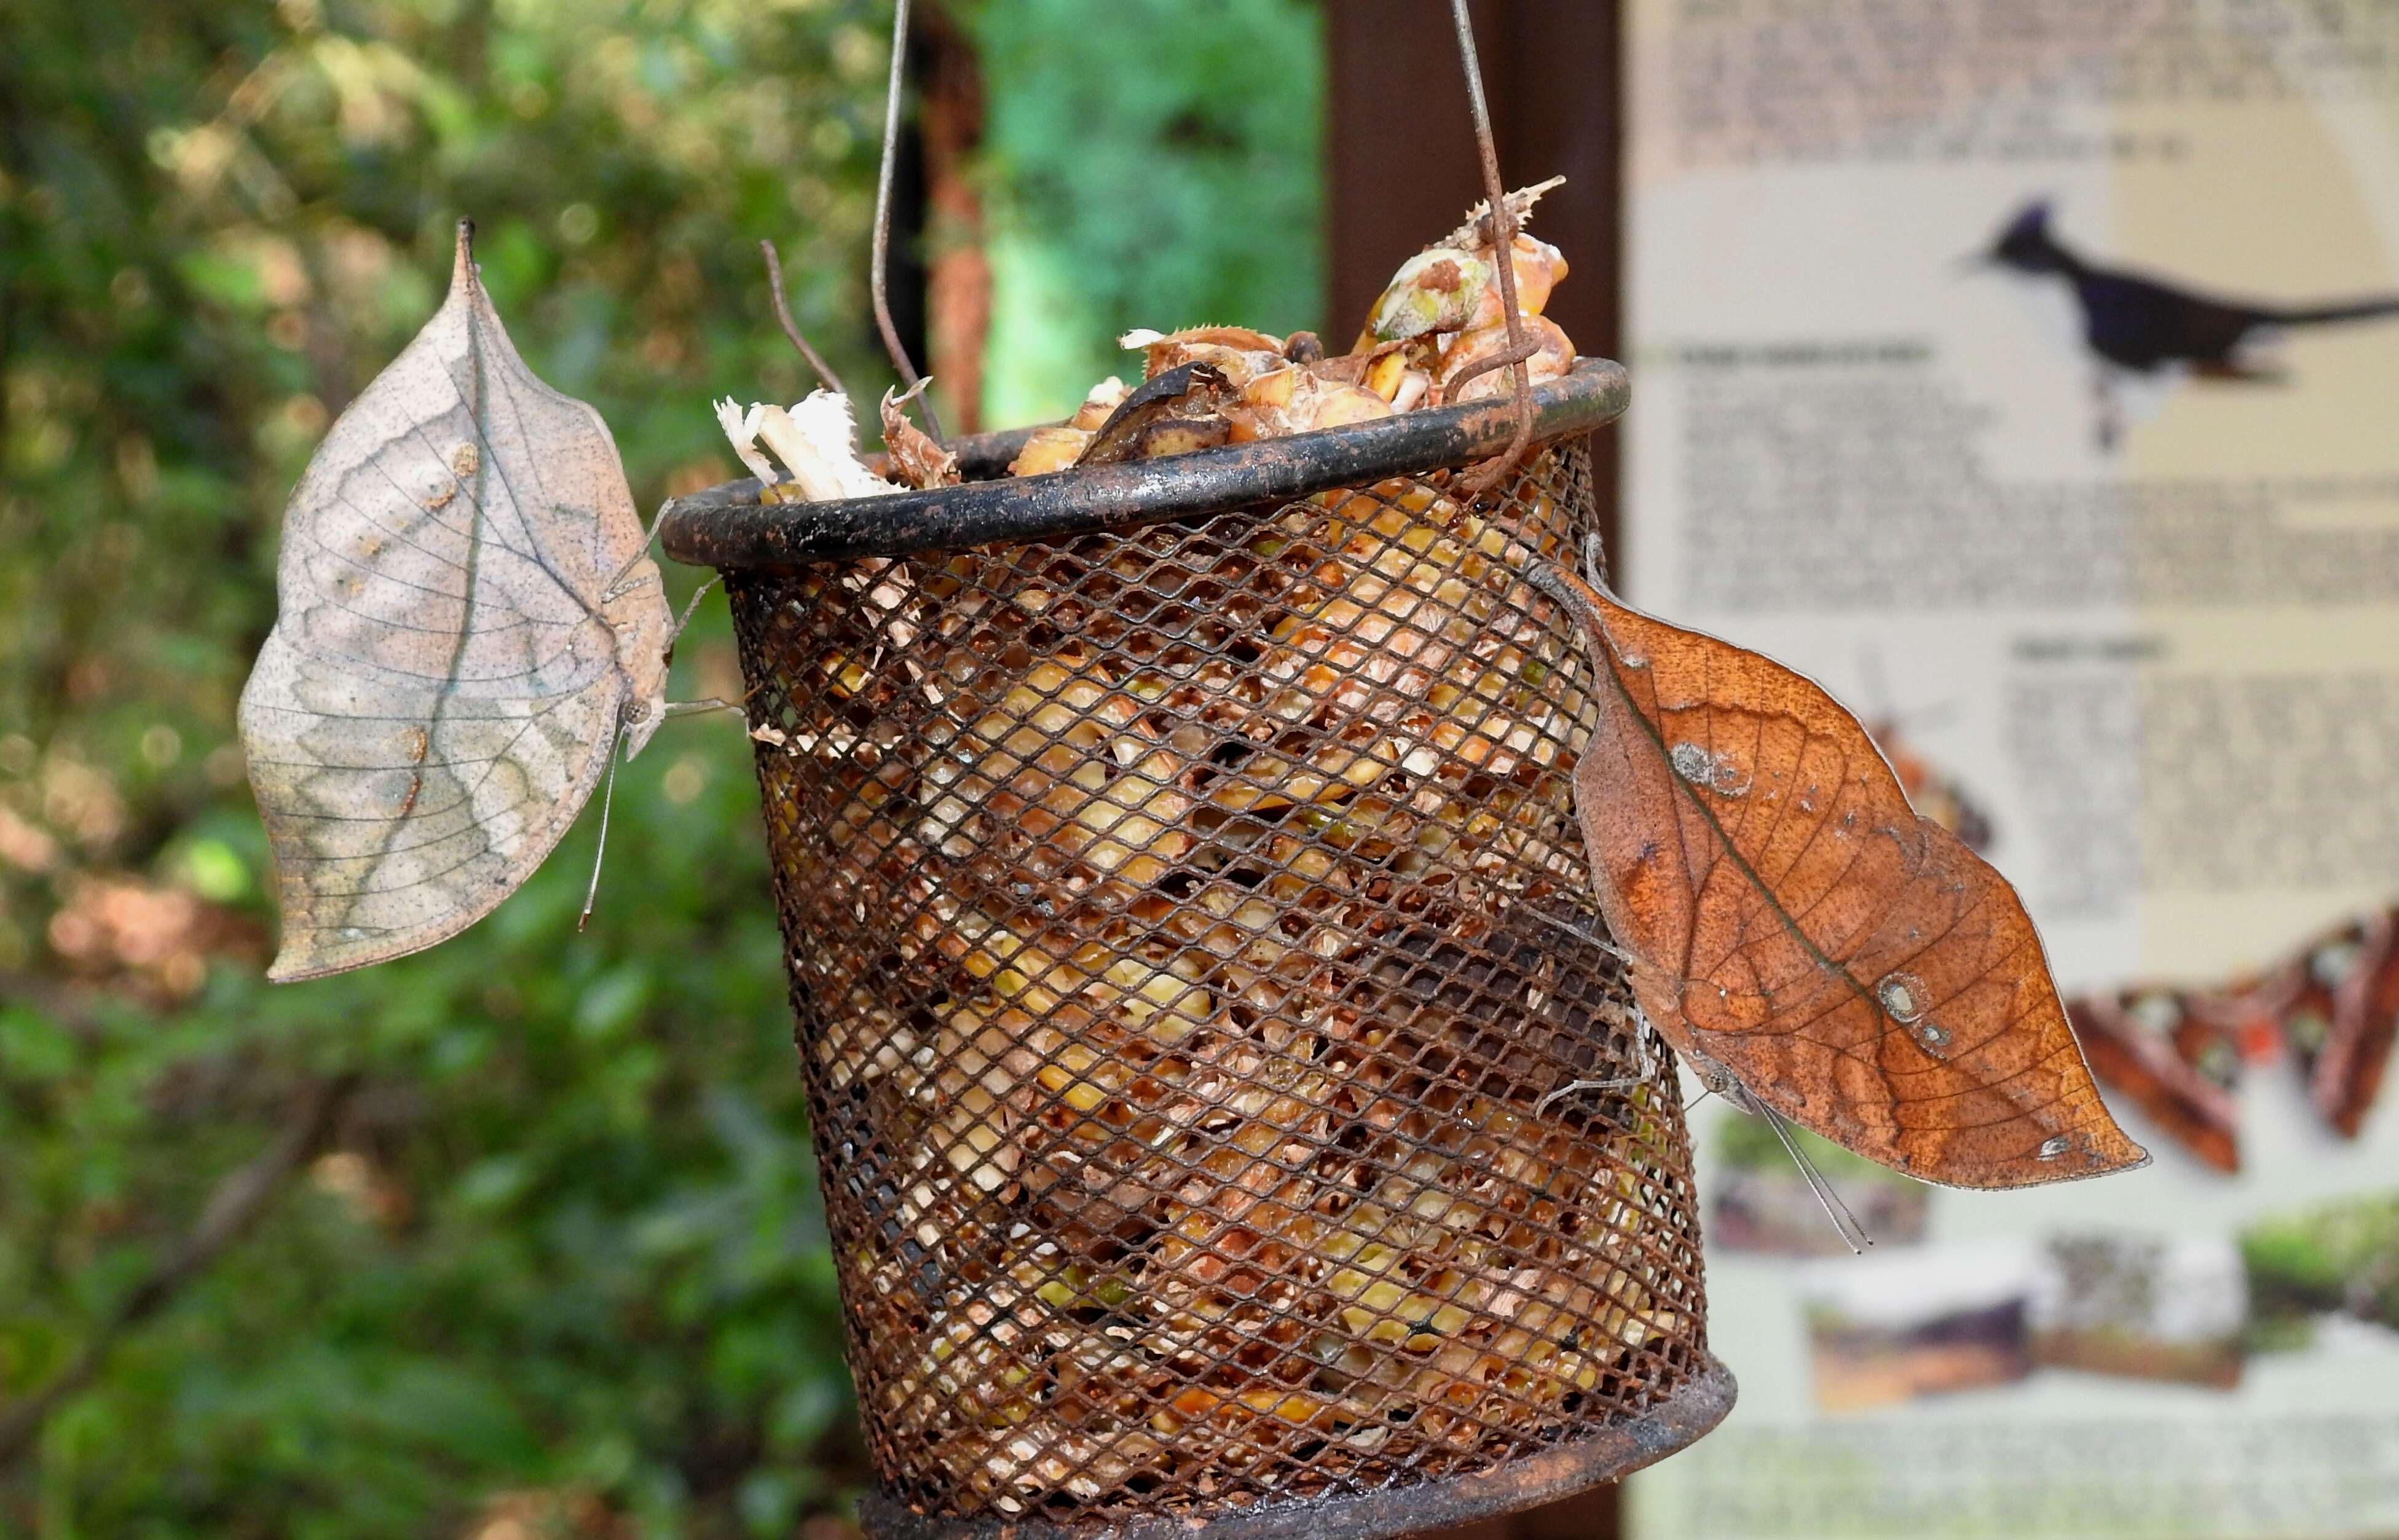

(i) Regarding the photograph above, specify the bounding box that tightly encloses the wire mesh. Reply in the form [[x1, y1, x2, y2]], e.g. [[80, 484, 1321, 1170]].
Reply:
[[722, 436, 1717, 1538]]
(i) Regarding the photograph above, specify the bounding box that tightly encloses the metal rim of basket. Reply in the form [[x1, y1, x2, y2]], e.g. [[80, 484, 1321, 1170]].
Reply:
[[654, 358, 1628, 572], [856, 1360, 1735, 1540]]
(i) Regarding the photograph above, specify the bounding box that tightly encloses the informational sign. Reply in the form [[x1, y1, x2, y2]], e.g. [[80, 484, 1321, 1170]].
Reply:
[[1618, 4, 2399, 1536]]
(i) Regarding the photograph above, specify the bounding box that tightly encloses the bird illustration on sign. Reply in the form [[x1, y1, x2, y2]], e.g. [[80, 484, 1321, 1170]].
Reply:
[[1972, 200, 2399, 450]]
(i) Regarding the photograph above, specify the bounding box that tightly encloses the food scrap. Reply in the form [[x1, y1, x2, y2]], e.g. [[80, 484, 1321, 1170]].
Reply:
[[881, 379, 960, 490], [715, 388, 901, 502], [715, 181, 1578, 498], [717, 179, 1658, 1511], [779, 474, 1667, 1508]]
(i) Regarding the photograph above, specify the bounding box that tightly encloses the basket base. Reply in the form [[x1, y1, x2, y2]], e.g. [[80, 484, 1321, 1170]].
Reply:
[[856, 1357, 1736, 1540]]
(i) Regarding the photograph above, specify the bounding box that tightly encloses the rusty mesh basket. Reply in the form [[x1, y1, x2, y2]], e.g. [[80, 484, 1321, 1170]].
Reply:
[[658, 360, 1731, 1540]]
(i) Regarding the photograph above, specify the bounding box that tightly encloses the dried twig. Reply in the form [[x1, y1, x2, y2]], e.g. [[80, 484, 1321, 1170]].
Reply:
[[871, 0, 945, 444], [0, 1072, 361, 1468], [1448, 0, 1537, 497], [760, 240, 848, 398]]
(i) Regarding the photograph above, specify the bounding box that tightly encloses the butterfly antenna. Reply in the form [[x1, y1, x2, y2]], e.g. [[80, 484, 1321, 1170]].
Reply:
[[662, 698, 743, 720], [1757, 1102, 1872, 1254], [580, 729, 627, 933]]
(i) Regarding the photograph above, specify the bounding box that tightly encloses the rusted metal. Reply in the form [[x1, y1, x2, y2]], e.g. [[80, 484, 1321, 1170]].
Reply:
[[657, 358, 1626, 570], [761, 238, 849, 398], [667, 358, 1721, 1539], [856, 1362, 1734, 1540]]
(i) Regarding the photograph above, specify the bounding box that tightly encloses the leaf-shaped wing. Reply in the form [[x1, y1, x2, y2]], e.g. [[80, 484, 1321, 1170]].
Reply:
[[240, 222, 671, 981], [1529, 563, 2146, 1189]]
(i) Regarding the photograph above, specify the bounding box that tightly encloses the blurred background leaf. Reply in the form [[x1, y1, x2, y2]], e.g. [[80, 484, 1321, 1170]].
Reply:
[[0, 0, 1323, 1533], [971, 0, 1326, 426]]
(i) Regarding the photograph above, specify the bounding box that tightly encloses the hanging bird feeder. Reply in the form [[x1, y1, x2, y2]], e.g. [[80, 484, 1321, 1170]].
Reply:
[[654, 7, 1731, 1536]]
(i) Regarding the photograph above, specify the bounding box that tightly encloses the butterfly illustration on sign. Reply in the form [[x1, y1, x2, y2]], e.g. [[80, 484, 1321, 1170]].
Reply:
[[2067, 905, 2399, 1173], [1852, 650, 1996, 856]]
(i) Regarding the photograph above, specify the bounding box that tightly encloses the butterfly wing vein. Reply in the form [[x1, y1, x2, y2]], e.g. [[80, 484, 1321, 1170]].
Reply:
[[1538, 566, 2146, 1188], [240, 234, 669, 981]]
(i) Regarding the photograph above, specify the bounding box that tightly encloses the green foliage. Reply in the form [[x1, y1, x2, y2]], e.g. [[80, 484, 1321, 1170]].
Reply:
[[971, 0, 1327, 426], [2241, 1190, 2399, 1345], [0, 0, 907, 1530], [0, 0, 1329, 1530], [1711, 1103, 1891, 1184]]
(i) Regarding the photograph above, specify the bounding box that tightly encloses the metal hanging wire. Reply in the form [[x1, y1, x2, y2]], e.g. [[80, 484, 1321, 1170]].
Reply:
[[1443, 0, 1540, 494], [871, 0, 944, 444], [861, 0, 1540, 476]]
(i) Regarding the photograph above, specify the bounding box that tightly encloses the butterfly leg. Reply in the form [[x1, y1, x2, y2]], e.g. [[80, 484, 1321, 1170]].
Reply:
[[602, 493, 704, 605], [1515, 901, 1658, 1112], [667, 576, 720, 645], [1535, 1060, 1650, 1108], [1513, 899, 1637, 968], [1532, 1079, 1651, 1117], [657, 573, 723, 674], [1582, 530, 1611, 591], [662, 698, 743, 720], [1535, 1002, 1658, 1099], [602, 536, 664, 603]]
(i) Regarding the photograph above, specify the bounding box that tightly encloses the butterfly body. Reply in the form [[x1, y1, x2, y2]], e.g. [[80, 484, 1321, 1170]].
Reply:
[[1524, 560, 2146, 1190], [242, 223, 671, 981]]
